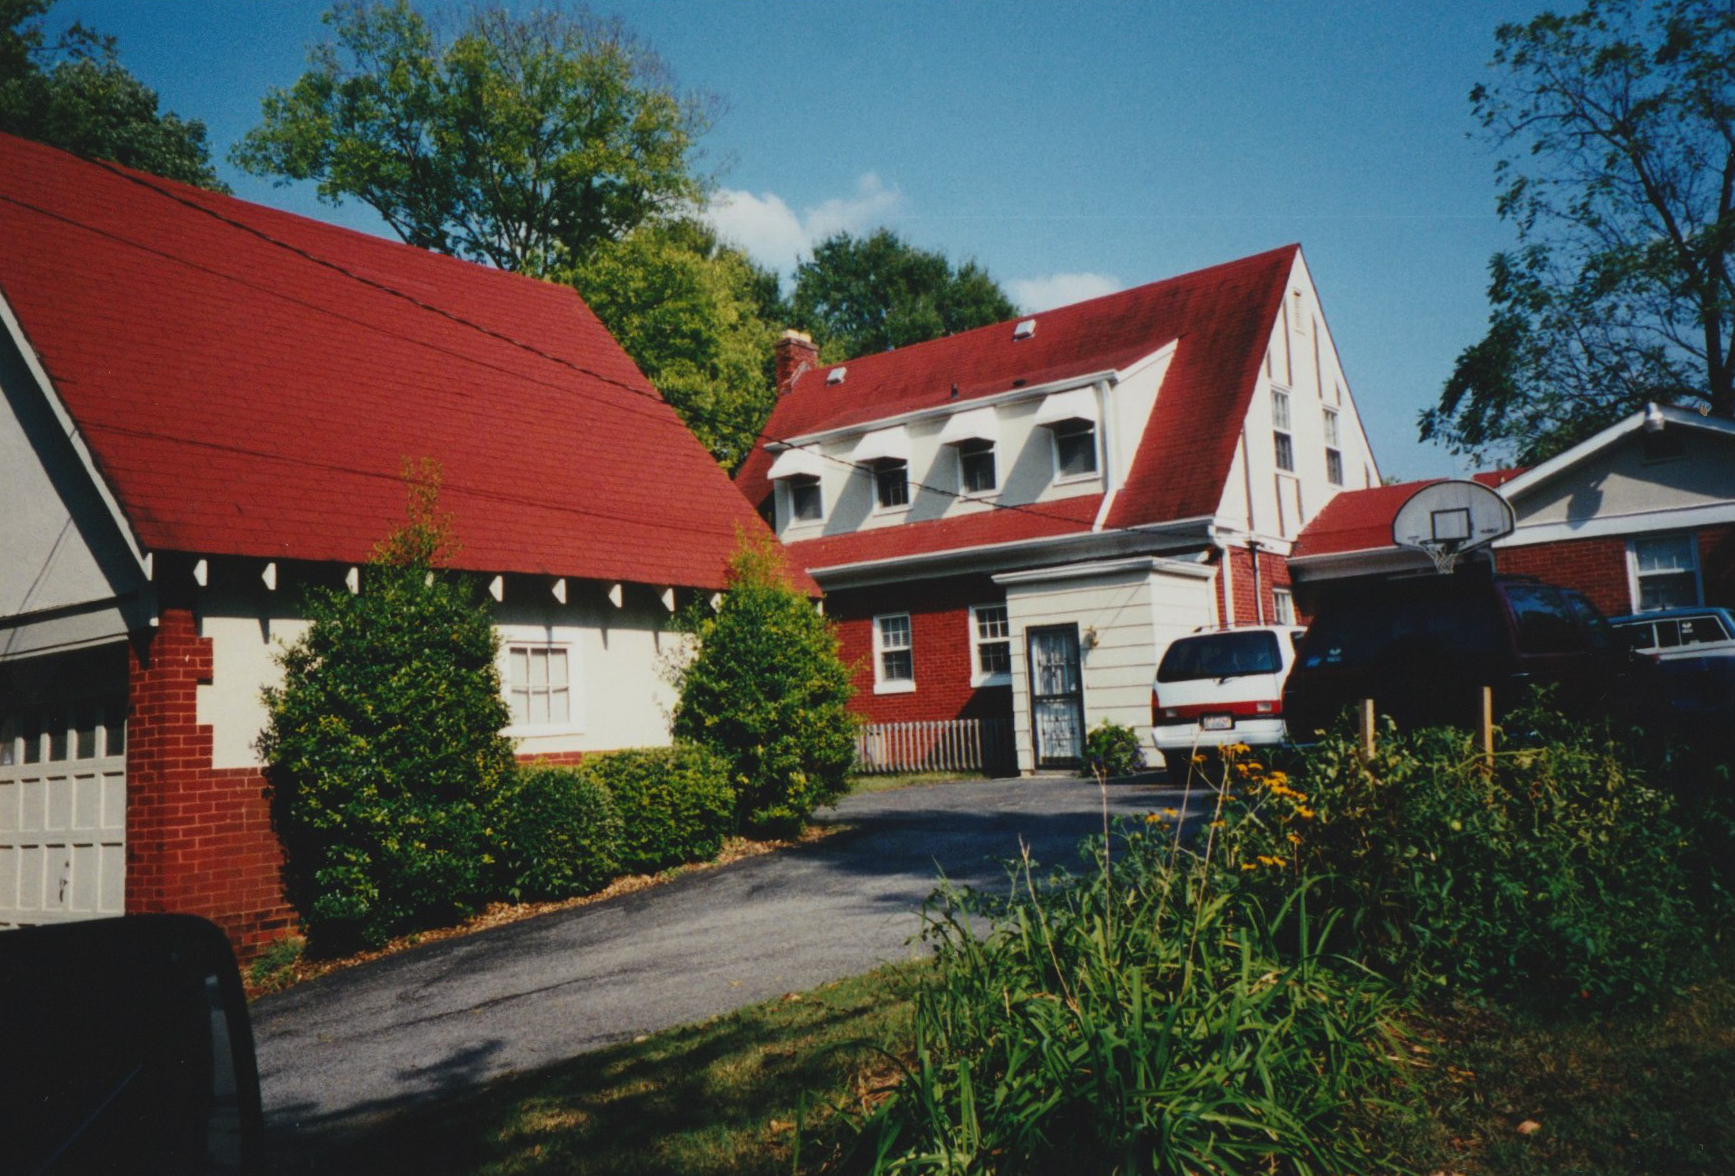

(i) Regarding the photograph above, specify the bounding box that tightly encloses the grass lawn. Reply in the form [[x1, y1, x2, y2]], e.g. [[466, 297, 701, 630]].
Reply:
[[293, 955, 1734, 1176], [845, 769, 990, 794], [296, 961, 925, 1176]]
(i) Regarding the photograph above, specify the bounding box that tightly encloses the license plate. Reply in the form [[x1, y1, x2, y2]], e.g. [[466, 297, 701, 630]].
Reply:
[[1201, 714, 1233, 731]]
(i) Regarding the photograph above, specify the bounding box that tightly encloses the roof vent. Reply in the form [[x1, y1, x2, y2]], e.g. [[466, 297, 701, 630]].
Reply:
[[1013, 318, 1037, 340], [827, 367, 847, 385]]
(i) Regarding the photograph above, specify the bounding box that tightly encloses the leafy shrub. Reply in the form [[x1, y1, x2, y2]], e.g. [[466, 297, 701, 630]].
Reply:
[[1211, 703, 1703, 1007], [672, 534, 857, 837], [853, 841, 1403, 1173], [490, 764, 622, 900], [258, 470, 515, 953], [578, 744, 734, 875], [1080, 719, 1146, 779]]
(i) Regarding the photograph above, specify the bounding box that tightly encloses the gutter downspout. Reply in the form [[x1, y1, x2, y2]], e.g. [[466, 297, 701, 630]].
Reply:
[[1249, 537, 1264, 625]]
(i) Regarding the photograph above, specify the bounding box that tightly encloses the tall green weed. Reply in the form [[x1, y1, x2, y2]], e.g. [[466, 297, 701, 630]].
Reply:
[[1212, 705, 1704, 1007], [851, 830, 1405, 1174]]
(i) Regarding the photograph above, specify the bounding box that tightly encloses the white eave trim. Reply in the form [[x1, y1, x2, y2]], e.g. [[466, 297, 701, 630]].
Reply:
[[779, 367, 1120, 449], [851, 425, 911, 465], [993, 554, 1215, 586], [1499, 405, 1735, 500], [803, 515, 1216, 584], [1496, 499, 1735, 547], [936, 406, 999, 446], [765, 445, 827, 480], [0, 289, 149, 572]]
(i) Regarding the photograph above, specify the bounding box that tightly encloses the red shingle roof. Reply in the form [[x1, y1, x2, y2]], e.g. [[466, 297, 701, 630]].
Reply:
[[736, 246, 1300, 565], [1291, 472, 1520, 559], [0, 133, 781, 592]]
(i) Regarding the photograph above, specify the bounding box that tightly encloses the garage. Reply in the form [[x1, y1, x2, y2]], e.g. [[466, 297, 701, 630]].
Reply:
[[0, 646, 127, 928]]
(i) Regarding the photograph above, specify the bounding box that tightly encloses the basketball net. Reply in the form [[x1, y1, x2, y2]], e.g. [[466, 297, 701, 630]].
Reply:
[[1412, 540, 1463, 575]]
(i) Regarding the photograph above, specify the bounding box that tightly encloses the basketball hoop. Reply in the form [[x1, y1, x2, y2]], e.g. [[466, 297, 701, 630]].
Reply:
[[1391, 481, 1515, 575]]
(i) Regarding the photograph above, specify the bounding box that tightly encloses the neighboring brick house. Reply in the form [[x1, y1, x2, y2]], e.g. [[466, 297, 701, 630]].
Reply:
[[0, 134, 789, 956], [736, 245, 1381, 772], [1289, 406, 1735, 617]]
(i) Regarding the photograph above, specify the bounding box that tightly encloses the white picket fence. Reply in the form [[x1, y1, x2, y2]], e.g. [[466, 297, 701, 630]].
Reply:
[[854, 718, 1014, 776]]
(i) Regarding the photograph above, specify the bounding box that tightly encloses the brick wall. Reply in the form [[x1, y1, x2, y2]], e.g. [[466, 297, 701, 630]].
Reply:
[[126, 607, 294, 961], [1496, 536, 1631, 616], [825, 574, 1013, 725], [1219, 545, 1295, 625], [1498, 524, 1735, 616], [1694, 525, 1735, 606]]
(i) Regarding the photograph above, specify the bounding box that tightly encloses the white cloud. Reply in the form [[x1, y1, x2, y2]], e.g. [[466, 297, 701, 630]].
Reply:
[[704, 173, 902, 276], [1008, 272, 1123, 314]]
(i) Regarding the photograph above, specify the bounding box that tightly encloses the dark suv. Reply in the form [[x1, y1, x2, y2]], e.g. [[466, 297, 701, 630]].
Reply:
[[1283, 573, 1657, 738]]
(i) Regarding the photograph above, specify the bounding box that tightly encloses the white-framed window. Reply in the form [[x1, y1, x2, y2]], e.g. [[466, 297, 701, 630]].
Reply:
[[1272, 588, 1296, 626], [786, 474, 822, 523], [873, 613, 915, 693], [1052, 419, 1098, 479], [503, 642, 576, 729], [958, 439, 997, 494], [1630, 533, 1701, 611], [970, 604, 1012, 685], [1322, 407, 1343, 485], [873, 460, 910, 510], [1272, 387, 1294, 472]]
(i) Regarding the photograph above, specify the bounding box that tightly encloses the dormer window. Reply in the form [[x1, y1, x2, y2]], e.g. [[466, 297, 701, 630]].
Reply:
[[765, 444, 828, 525], [1034, 388, 1100, 481], [787, 474, 822, 521], [937, 406, 1000, 496], [873, 460, 910, 509], [852, 426, 912, 512], [1053, 420, 1097, 478], [958, 439, 996, 493]]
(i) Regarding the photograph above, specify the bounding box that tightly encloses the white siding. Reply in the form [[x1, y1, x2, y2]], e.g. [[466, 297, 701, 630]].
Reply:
[[196, 579, 683, 771], [1000, 560, 1216, 773]]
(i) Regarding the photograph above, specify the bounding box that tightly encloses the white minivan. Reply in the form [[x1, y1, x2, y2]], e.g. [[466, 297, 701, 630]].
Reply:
[[1150, 625, 1305, 779]]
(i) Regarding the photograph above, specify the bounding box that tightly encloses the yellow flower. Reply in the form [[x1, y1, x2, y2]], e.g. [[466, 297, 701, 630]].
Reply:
[[1240, 862, 1257, 871], [1144, 812, 1165, 825], [1295, 806, 1315, 820]]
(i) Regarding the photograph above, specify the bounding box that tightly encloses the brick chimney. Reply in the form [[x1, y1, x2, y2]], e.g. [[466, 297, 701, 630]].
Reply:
[[774, 329, 819, 394]]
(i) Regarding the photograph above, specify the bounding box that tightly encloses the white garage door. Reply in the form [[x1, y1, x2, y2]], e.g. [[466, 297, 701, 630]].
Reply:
[[0, 695, 127, 927]]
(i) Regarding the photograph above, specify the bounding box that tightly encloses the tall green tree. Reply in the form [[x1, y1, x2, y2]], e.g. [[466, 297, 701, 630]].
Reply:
[[0, 0, 224, 189], [568, 218, 783, 470], [1424, 0, 1735, 464], [233, 0, 711, 274], [258, 464, 515, 952], [671, 534, 855, 838], [791, 228, 1017, 362]]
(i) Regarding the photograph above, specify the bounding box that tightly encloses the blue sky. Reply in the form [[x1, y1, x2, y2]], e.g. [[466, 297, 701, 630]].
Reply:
[[51, 0, 1553, 481]]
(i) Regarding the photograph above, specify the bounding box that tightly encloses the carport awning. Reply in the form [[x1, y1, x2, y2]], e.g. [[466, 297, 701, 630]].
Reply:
[[765, 446, 827, 480], [937, 407, 999, 447], [851, 426, 910, 464]]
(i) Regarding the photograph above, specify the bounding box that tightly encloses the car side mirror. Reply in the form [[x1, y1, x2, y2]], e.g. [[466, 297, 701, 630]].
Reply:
[[0, 914, 264, 1176]]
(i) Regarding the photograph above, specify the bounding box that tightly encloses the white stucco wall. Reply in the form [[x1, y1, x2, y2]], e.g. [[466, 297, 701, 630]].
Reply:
[[194, 577, 683, 771], [998, 558, 1216, 774], [1511, 428, 1735, 531], [1217, 253, 1379, 548], [1, 329, 144, 659]]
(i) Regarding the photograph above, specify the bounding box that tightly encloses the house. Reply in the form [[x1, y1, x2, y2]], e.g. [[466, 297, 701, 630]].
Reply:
[[0, 133, 788, 955], [1290, 405, 1735, 617], [735, 245, 1380, 773]]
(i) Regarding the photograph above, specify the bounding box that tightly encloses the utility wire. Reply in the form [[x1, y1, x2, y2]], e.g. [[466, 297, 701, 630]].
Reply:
[[73, 159, 1212, 545]]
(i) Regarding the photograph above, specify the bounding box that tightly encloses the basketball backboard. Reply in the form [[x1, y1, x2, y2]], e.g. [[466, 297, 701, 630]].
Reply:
[[1391, 480, 1515, 573]]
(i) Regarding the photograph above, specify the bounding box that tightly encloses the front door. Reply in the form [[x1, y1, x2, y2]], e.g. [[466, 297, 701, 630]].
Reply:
[[1028, 624, 1084, 768]]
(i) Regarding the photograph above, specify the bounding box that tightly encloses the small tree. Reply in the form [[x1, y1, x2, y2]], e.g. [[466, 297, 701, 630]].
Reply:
[[258, 463, 515, 952], [672, 534, 856, 836]]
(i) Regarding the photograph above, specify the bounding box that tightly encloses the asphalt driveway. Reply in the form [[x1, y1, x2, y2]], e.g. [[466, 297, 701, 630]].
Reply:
[[254, 772, 1202, 1158]]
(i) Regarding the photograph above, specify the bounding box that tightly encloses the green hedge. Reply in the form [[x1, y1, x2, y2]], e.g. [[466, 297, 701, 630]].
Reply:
[[579, 744, 735, 875], [490, 765, 622, 901]]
